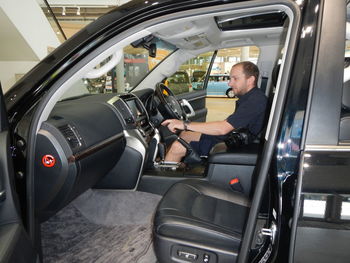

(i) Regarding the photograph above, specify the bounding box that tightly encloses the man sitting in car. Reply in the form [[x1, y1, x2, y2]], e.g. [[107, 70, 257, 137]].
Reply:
[[162, 61, 268, 162]]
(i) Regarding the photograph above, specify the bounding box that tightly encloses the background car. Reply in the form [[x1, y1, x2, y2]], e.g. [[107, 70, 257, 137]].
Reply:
[[193, 74, 235, 97], [164, 71, 192, 95], [207, 74, 234, 97]]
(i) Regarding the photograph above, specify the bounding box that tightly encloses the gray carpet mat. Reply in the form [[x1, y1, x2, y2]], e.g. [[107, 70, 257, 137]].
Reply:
[[41, 189, 162, 263]]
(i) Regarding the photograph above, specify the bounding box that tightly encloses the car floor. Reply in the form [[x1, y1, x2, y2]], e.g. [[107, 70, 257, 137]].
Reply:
[[41, 189, 162, 263]]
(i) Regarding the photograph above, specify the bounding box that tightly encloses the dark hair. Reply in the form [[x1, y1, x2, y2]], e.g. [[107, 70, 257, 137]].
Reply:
[[234, 61, 259, 87]]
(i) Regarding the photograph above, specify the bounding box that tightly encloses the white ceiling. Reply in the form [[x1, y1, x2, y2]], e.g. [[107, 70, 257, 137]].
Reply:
[[0, 0, 132, 62]]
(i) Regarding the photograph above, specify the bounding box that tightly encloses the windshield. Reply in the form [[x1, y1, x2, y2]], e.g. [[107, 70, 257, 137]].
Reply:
[[60, 37, 176, 100]]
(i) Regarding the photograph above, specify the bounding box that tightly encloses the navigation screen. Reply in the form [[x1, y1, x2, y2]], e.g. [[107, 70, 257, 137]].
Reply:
[[126, 99, 141, 118]]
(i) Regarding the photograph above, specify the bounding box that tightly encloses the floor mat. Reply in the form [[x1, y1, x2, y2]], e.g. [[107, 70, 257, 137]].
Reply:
[[41, 190, 162, 263]]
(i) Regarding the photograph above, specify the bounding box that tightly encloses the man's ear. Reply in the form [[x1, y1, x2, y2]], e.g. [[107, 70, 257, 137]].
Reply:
[[247, 75, 255, 86]]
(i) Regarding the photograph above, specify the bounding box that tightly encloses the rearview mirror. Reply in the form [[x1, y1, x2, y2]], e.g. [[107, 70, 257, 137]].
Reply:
[[149, 43, 157, 58], [131, 35, 157, 58]]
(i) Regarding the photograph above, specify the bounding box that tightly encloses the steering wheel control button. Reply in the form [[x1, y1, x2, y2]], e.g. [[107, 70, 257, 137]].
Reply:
[[42, 155, 56, 167]]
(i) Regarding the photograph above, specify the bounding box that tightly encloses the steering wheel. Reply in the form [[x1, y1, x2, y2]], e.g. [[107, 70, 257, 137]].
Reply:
[[154, 83, 202, 164], [155, 83, 186, 120]]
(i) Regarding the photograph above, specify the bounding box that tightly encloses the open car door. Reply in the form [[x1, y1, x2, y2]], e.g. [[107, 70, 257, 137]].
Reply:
[[0, 84, 37, 262]]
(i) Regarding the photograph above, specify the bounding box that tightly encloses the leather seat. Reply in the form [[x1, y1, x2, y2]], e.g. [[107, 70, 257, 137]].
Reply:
[[154, 179, 250, 263], [208, 142, 260, 165]]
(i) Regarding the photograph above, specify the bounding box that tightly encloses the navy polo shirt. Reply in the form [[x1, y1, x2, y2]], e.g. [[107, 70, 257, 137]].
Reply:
[[190, 87, 267, 156], [226, 87, 267, 135]]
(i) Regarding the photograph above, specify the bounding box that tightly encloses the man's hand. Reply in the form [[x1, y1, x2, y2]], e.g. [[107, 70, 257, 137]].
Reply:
[[162, 119, 234, 135], [161, 119, 184, 133]]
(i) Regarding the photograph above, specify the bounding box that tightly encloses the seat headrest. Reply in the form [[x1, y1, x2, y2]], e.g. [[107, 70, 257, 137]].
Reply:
[[343, 66, 350, 109], [340, 115, 350, 141], [343, 80, 350, 110], [272, 62, 281, 88]]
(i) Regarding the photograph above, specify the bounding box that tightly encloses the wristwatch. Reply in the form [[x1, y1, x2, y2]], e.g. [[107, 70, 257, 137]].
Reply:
[[183, 120, 191, 131]]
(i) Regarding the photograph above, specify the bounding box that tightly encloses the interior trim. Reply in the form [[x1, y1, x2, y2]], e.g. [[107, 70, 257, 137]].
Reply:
[[305, 145, 350, 152], [68, 132, 124, 163], [187, 95, 206, 101]]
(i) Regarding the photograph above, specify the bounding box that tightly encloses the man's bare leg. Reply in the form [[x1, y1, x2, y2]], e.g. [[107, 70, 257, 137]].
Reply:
[[164, 131, 201, 162], [180, 131, 201, 143]]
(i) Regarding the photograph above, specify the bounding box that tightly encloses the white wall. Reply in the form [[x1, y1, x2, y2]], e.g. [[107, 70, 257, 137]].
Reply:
[[0, 0, 61, 60], [0, 0, 61, 94], [0, 61, 38, 94]]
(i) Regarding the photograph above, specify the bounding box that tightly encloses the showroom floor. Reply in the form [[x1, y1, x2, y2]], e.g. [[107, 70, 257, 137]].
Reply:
[[206, 97, 237, 122]]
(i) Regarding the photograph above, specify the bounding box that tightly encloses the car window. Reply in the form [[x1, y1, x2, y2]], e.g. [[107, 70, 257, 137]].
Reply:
[[164, 71, 191, 95], [60, 37, 176, 100], [206, 46, 260, 98], [164, 51, 215, 95]]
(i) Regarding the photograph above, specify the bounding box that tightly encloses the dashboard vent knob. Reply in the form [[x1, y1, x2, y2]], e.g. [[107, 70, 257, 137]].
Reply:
[[58, 124, 83, 150]]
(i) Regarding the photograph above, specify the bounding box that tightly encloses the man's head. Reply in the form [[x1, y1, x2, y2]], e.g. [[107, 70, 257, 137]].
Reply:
[[228, 61, 259, 96]]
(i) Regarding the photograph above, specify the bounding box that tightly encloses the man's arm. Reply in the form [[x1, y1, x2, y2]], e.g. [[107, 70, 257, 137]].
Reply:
[[161, 119, 234, 135]]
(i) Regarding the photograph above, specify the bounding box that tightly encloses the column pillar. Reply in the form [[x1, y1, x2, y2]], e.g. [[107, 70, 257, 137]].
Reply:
[[240, 46, 250, 62], [116, 52, 125, 93]]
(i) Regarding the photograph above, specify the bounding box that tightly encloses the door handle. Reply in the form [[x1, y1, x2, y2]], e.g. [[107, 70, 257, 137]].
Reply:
[[180, 99, 195, 118]]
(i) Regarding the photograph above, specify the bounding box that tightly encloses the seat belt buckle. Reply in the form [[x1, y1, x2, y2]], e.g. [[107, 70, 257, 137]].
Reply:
[[229, 178, 244, 192]]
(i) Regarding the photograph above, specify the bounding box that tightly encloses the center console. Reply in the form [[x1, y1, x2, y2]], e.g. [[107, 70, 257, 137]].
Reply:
[[95, 93, 159, 190]]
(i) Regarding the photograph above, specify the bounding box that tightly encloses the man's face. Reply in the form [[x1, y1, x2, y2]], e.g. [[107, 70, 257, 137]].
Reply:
[[228, 65, 253, 96]]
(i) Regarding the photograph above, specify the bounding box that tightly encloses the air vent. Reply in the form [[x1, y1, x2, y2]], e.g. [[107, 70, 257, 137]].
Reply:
[[58, 124, 83, 149]]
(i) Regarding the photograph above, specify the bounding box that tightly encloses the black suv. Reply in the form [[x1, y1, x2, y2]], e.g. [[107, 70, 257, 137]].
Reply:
[[1, 0, 349, 262]]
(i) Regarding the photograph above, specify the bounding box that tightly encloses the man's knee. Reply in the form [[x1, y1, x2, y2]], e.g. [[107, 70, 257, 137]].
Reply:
[[169, 141, 187, 155]]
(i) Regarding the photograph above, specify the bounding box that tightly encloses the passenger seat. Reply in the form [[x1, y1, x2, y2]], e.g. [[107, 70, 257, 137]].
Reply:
[[153, 179, 250, 262]]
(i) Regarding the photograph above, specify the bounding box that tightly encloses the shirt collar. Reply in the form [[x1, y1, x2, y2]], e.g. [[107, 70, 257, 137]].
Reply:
[[237, 87, 257, 104]]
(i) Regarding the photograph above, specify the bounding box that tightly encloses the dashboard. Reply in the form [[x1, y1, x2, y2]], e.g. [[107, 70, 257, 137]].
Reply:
[[34, 92, 157, 221]]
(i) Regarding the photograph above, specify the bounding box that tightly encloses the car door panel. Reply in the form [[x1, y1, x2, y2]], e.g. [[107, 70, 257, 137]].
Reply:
[[0, 223, 37, 263], [0, 84, 37, 262], [176, 89, 207, 122]]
